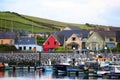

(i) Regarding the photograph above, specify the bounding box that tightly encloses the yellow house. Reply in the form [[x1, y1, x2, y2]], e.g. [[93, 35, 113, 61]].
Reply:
[[65, 34, 82, 50], [0, 31, 16, 45], [0, 39, 14, 45]]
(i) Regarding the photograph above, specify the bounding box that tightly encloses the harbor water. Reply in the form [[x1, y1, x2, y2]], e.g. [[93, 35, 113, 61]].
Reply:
[[0, 68, 104, 80]]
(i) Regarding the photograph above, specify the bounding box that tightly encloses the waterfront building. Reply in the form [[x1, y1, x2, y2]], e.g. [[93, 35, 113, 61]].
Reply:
[[86, 31, 116, 51], [15, 36, 42, 52], [55, 29, 89, 50], [43, 34, 61, 52], [43, 26, 89, 52], [0, 31, 16, 45]]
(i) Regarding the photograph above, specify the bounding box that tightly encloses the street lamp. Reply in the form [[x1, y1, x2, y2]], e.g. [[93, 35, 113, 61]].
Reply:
[[73, 47, 75, 53], [104, 46, 107, 58], [86, 47, 89, 59], [72, 47, 76, 66]]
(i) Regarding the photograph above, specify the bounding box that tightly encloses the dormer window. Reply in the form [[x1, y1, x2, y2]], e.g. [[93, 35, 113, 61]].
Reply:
[[72, 37, 76, 41]]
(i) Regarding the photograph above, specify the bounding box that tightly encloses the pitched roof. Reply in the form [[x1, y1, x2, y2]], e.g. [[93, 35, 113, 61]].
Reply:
[[54, 30, 89, 45], [0, 31, 16, 39], [43, 34, 61, 45], [15, 37, 36, 45], [53, 34, 64, 45], [56, 30, 89, 38], [97, 31, 116, 40], [110, 27, 120, 31], [116, 31, 120, 42]]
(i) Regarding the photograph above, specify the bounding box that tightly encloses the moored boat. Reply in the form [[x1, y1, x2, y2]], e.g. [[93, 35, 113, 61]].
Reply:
[[0, 63, 9, 70]]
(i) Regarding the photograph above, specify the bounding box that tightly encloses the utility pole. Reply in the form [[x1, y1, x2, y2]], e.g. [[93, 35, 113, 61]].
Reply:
[[5, 19, 6, 31], [0, 18, 2, 31], [11, 20, 13, 32], [32, 22, 33, 34]]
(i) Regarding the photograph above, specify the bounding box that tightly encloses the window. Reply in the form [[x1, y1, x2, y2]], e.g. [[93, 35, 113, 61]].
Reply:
[[72, 37, 76, 41], [29, 47, 32, 50], [19, 47, 22, 50], [48, 41, 50, 45], [24, 46, 26, 50], [106, 42, 115, 48], [1, 40, 3, 44], [54, 41, 57, 45], [10, 40, 13, 45]]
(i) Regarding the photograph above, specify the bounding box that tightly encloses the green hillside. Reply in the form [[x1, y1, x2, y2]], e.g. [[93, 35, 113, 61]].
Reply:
[[0, 11, 99, 32], [23, 15, 95, 30]]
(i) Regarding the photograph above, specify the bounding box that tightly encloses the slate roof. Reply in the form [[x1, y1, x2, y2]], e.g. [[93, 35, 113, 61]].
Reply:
[[109, 27, 120, 42], [53, 30, 89, 45], [97, 31, 116, 40], [15, 37, 36, 45], [116, 31, 120, 42], [0, 31, 16, 39], [110, 27, 120, 31]]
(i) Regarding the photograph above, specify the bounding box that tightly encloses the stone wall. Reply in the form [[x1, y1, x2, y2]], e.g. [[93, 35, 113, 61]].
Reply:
[[0, 53, 76, 65], [0, 53, 119, 65]]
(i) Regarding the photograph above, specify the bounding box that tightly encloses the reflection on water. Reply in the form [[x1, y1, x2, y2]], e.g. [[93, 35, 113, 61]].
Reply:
[[0, 69, 98, 80]]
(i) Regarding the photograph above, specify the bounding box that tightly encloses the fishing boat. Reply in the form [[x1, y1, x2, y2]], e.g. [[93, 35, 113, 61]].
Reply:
[[53, 57, 77, 72], [97, 66, 110, 76], [53, 58, 85, 73], [0, 63, 4, 70], [41, 65, 53, 72], [108, 65, 120, 76], [0, 63, 9, 70]]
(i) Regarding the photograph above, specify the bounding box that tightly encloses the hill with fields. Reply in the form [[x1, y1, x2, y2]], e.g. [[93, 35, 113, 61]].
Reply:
[[0, 11, 110, 32]]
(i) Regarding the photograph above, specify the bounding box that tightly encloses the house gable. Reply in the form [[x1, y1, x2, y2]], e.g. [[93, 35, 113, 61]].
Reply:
[[66, 34, 81, 44], [87, 32, 104, 50], [43, 34, 61, 51], [87, 32, 104, 43], [55, 30, 89, 44], [65, 34, 82, 50]]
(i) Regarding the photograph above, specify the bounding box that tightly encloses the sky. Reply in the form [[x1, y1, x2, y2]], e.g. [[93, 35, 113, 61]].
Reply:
[[0, 0, 120, 27]]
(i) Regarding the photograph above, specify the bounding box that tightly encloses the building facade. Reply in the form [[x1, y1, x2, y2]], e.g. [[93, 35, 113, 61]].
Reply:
[[43, 34, 60, 52], [15, 37, 42, 52], [0, 31, 16, 45]]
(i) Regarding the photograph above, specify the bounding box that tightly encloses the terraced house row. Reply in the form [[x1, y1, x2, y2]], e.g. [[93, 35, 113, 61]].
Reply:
[[0, 26, 120, 52], [43, 27, 120, 52], [0, 31, 42, 52]]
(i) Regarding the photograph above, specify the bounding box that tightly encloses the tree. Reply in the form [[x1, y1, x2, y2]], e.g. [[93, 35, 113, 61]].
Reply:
[[117, 41, 120, 52], [0, 44, 17, 52], [37, 36, 46, 45]]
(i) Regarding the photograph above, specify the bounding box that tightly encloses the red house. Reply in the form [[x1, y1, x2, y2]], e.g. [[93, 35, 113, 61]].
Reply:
[[43, 34, 61, 52]]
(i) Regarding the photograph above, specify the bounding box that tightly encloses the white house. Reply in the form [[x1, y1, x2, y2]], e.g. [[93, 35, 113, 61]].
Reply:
[[15, 36, 42, 52]]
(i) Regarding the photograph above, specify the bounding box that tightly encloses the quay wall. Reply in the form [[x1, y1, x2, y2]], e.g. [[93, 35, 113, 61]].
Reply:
[[0, 53, 76, 65], [0, 53, 120, 65]]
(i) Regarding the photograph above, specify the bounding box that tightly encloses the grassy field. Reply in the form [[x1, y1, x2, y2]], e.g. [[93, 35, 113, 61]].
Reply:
[[0, 11, 108, 32]]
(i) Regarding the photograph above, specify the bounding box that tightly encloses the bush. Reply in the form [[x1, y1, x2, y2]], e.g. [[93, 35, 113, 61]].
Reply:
[[54, 46, 73, 53], [117, 42, 120, 52], [0, 44, 17, 51]]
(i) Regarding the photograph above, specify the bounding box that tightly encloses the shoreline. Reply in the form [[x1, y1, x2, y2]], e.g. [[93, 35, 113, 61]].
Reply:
[[0, 52, 120, 66]]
